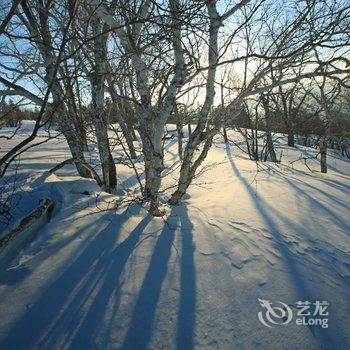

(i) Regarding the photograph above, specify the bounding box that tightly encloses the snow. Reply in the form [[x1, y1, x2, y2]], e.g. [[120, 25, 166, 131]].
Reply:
[[0, 125, 349, 349]]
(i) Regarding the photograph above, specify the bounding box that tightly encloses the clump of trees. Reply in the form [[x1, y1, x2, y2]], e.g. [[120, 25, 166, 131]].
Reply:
[[0, 100, 39, 127], [229, 79, 350, 165], [1, 0, 349, 215]]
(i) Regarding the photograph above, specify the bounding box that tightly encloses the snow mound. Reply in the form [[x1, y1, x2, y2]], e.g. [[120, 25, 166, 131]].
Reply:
[[68, 178, 101, 195]]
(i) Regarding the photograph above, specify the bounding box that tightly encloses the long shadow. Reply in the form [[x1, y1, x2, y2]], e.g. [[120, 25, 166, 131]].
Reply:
[[301, 149, 349, 177], [176, 205, 196, 350], [119, 173, 143, 191], [324, 161, 349, 177], [225, 146, 339, 349], [40, 214, 153, 349], [316, 173, 350, 195], [122, 205, 196, 350], [0, 201, 115, 286], [285, 165, 350, 192], [290, 176, 350, 211], [272, 164, 350, 232], [281, 176, 350, 234], [0, 266, 30, 285], [1, 204, 197, 349], [0, 206, 146, 349]]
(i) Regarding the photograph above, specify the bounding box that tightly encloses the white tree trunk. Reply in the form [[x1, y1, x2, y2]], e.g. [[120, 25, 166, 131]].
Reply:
[[260, 93, 277, 162], [91, 19, 117, 193], [20, 3, 92, 179], [169, 0, 220, 205]]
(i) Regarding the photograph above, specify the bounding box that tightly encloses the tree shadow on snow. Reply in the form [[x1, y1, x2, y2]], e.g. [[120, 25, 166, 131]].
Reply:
[[225, 145, 346, 350], [0, 205, 196, 350], [121, 204, 196, 350], [0, 205, 146, 349]]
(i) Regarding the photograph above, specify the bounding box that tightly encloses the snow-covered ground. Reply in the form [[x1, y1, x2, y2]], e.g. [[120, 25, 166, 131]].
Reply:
[[0, 122, 349, 349]]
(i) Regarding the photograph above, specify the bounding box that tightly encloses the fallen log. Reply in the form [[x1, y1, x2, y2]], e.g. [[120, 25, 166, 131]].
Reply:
[[0, 198, 54, 267]]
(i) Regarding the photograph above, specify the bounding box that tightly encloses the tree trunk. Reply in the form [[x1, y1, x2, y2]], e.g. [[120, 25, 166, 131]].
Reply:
[[91, 19, 117, 193], [65, 82, 89, 152], [101, 0, 187, 213], [303, 135, 308, 146], [127, 119, 138, 140], [140, 121, 164, 215], [120, 120, 137, 159], [56, 109, 92, 179], [169, 131, 216, 204], [105, 73, 137, 159], [169, 0, 221, 205], [260, 93, 277, 162], [287, 132, 294, 147], [135, 0, 187, 214], [27, 4, 91, 179], [266, 132, 277, 162], [319, 136, 327, 173], [93, 118, 117, 192], [72, 115, 89, 152], [175, 106, 183, 160], [223, 127, 228, 143], [188, 123, 192, 137]]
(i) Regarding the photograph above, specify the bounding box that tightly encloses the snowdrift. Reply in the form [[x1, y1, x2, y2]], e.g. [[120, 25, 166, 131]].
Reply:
[[0, 126, 349, 349]]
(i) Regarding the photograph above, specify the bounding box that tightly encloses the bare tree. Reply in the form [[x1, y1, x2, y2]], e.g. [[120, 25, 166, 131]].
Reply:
[[0, 0, 93, 179]]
